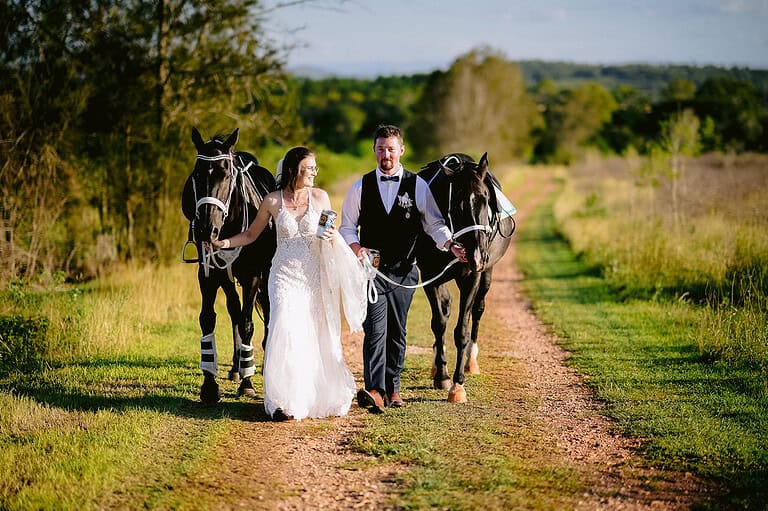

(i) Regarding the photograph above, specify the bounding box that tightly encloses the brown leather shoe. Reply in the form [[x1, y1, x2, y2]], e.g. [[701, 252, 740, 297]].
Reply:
[[387, 392, 405, 408], [356, 388, 386, 414]]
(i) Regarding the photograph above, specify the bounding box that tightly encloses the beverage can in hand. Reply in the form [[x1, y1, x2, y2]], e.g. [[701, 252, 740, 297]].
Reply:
[[316, 209, 337, 238]]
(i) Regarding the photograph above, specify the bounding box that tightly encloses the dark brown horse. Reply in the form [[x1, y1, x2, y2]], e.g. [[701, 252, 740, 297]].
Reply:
[[417, 153, 515, 402], [181, 127, 276, 404]]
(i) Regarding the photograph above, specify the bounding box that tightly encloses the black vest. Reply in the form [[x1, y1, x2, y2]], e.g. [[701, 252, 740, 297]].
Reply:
[[359, 170, 421, 274]]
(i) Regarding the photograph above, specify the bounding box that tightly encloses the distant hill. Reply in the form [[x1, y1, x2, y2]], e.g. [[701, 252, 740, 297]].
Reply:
[[289, 60, 768, 100], [516, 60, 768, 99]]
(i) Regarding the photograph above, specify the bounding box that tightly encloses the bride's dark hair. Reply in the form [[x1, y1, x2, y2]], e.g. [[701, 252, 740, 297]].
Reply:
[[278, 146, 314, 191]]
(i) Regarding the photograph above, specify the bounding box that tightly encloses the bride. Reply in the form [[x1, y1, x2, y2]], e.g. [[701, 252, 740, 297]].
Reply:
[[212, 147, 367, 421]]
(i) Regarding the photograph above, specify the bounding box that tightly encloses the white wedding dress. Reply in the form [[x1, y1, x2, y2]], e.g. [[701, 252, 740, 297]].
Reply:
[[262, 191, 367, 420]]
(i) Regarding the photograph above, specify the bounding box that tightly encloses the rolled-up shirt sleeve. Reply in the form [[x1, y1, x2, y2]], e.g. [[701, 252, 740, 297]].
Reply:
[[416, 176, 452, 250], [340, 177, 363, 246]]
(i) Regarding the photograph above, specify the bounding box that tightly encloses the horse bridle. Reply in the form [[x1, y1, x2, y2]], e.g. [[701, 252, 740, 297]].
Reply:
[[190, 152, 254, 280], [193, 152, 238, 220]]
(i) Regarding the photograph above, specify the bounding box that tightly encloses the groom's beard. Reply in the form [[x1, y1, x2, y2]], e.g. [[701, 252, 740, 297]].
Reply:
[[380, 159, 394, 171]]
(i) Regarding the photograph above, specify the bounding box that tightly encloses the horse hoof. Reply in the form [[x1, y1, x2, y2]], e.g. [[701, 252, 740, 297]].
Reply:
[[200, 381, 221, 405], [228, 370, 241, 383], [236, 379, 256, 399], [434, 378, 452, 390], [465, 359, 481, 375], [447, 383, 467, 403]]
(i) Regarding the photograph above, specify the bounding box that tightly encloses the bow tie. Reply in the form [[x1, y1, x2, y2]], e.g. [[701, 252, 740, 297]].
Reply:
[[380, 175, 400, 182]]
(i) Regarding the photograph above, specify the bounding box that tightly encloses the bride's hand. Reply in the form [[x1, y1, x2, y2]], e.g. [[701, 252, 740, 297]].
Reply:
[[321, 226, 337, 242], [211, 239, 230, 249]]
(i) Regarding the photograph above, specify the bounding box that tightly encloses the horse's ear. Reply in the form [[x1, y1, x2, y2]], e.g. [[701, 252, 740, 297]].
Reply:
[[477, 152, 489, 181], [191, 127, 205, 152], [224, 128, 239, 151]]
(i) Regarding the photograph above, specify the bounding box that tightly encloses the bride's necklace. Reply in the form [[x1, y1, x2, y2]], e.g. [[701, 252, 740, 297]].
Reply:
[[284, 188, 309, 210]]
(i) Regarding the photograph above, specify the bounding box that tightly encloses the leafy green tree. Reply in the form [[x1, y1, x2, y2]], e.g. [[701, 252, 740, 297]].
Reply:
[[1, 0, 308, 283], [694, 77, 765, 152], [659, 109, 701, 224], [537, 82, 617, 164], [599, 85, 653, 155], [662, 78, 696, 104], [409, 47, 540, 162]]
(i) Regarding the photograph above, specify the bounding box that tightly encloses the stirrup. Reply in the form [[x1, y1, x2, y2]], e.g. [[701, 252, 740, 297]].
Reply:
[[182, 240, 199, 263]]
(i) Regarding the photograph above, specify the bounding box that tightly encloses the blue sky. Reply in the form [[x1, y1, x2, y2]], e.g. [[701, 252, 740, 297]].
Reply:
[[267, 0, 768, 76]]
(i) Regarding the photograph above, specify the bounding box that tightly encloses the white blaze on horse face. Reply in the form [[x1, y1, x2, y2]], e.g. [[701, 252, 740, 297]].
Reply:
[[374, 136, 404, 173]]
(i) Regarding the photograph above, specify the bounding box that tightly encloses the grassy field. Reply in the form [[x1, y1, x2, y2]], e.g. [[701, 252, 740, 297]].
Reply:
[[1, 156, 766, 509], [555, 153, 768, 373]]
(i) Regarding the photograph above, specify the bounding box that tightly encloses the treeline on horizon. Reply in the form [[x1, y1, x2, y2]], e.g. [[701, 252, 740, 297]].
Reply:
[[294, 55, 768, 162], [2, 1, 767, 285]]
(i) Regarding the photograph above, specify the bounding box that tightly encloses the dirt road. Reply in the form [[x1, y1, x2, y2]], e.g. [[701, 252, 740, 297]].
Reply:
[[178, 170, 713, 510]]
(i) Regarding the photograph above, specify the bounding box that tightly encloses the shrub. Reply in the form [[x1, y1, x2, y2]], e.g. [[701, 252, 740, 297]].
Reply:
[[0, 315, 49, 377]]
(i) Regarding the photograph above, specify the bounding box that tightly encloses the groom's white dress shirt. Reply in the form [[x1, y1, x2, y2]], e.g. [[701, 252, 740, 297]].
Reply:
[[340, 165, 452, 250]]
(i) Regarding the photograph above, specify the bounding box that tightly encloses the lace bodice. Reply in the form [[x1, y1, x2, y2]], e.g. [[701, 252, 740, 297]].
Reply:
[[276, 190, 320, 243], [270, 190, 322, 309]]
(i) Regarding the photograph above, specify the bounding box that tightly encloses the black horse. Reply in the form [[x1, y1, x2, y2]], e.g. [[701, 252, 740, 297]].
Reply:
[[416, 153, 515, 403], [182, 127, 276, 404]]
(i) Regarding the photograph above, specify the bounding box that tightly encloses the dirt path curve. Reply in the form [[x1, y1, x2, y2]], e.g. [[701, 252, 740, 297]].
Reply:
[[180, 169, 714, 510]]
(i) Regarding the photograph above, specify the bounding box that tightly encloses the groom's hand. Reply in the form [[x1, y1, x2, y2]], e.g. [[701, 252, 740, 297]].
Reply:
[[446, 240, 467, 262], [353, 244, 370, 262]]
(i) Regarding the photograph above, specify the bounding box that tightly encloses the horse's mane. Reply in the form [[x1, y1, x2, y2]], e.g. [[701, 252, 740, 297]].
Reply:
[[235, 152, 274, 208]]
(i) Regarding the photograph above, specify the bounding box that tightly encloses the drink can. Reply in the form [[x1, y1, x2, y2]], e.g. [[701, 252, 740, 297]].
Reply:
[[316, 209, 337, 238]]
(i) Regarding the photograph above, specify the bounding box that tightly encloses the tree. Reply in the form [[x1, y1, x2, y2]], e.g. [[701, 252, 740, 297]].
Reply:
[[658, 109, 701, 225], [0, 0, 311, 283], [693, 77, 765, 152], [409, 47, 540, 162], [537, 82, 617, 164], [599, 84, 653, 155]]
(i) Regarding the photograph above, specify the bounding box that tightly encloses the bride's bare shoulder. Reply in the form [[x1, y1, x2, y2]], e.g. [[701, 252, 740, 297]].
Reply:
[[311, 188, 331, 208]]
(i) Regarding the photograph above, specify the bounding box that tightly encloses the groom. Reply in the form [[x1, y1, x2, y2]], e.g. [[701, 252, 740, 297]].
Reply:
[[340, 125, 466, 413]]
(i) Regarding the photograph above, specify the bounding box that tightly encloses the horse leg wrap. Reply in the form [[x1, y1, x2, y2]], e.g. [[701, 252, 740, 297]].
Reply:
[[200, 333, 218, 376], [239, 343, 255, 379]]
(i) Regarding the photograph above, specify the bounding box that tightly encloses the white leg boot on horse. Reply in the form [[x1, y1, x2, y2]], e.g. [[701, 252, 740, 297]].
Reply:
[[236, 343, 257, 398], [199, 333, 221, 404]]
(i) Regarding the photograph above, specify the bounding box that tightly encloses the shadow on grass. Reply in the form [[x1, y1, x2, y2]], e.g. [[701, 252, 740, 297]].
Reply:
[[1, 354, 275, 423]]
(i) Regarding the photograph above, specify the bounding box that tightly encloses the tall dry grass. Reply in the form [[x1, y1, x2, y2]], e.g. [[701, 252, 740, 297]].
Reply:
[[555, 152, 768, 371], [1, 263, 201, 362]]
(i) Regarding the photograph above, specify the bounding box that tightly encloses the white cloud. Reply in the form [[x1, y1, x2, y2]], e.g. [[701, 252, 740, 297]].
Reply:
[[713, 0, 768, 14]]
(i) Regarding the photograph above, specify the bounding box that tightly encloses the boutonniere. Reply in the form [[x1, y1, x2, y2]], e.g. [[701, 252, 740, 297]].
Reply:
[[397, 192, 413, 218]]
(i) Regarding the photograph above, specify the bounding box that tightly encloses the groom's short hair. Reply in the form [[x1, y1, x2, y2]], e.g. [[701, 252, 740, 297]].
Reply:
[[373, 125, 403, 146]]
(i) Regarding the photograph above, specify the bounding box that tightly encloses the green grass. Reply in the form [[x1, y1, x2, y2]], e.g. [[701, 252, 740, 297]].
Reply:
[[0, 264, 261, 510], [517, 178, 768, 508]]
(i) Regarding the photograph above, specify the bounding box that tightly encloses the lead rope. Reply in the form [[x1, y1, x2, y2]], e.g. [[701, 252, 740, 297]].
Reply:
[[362, 256, 463, 303]]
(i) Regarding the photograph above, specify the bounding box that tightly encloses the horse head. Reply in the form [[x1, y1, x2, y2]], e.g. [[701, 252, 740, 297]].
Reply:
[[443, 153, 493, 272], [185, 127, 240, 244]]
